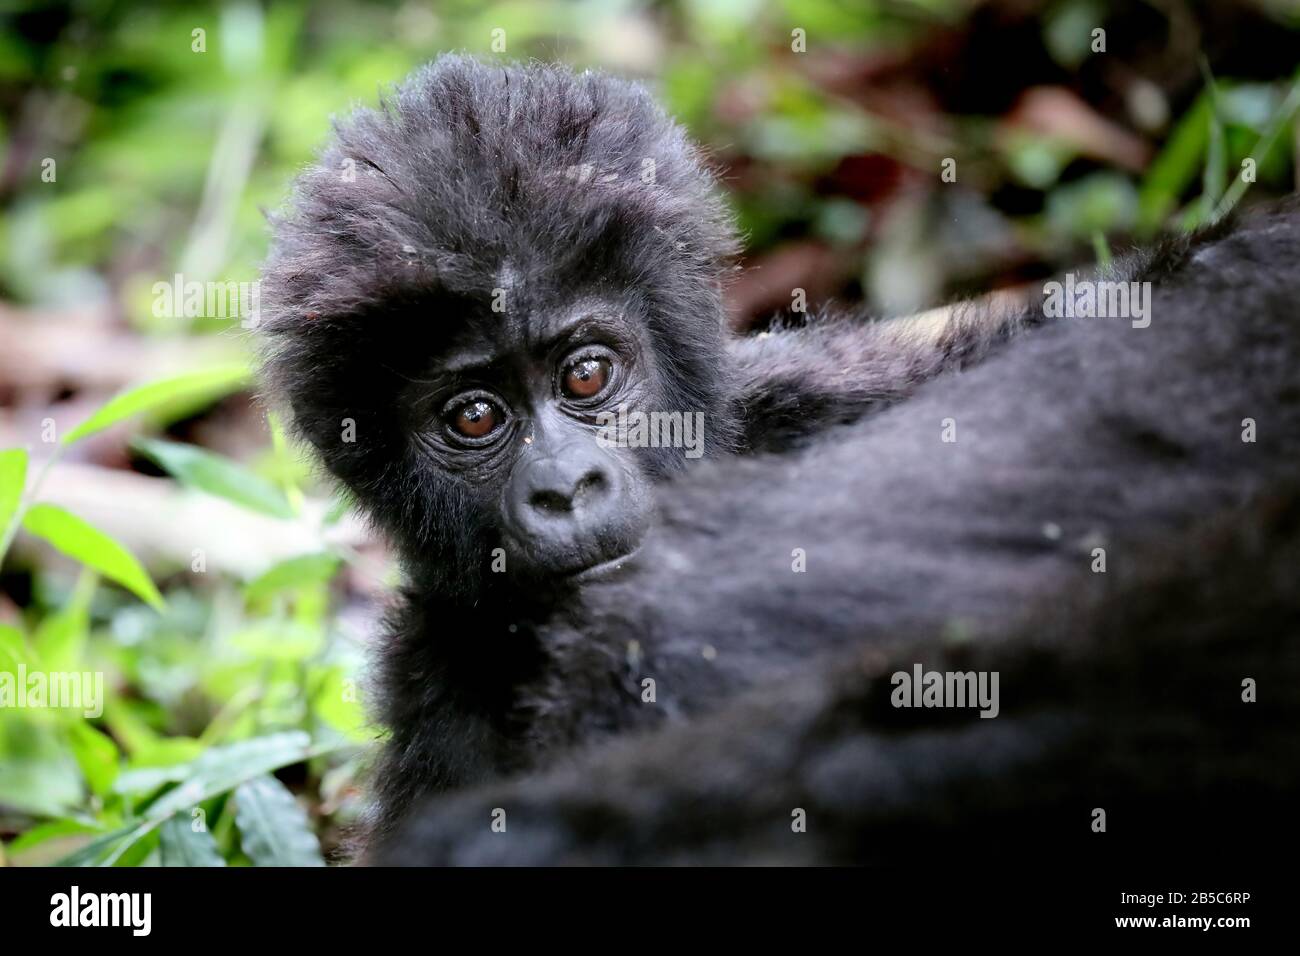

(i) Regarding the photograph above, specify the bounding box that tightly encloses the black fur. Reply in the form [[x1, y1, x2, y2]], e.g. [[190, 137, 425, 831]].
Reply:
[[377, 482, 1300, 864], [373, 199, 1300, 864], [397, 199, 1298, 757], [259, 56, 1046, 840], [260, 56, 1300, 859]]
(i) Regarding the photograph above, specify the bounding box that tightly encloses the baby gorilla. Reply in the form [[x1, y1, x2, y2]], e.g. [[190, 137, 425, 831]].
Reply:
[[259, 56, 1031, 839]]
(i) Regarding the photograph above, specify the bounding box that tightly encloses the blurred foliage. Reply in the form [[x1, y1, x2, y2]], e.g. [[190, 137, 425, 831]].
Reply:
[[0, 0, 1298, 865], [0, 373, 369, 865]]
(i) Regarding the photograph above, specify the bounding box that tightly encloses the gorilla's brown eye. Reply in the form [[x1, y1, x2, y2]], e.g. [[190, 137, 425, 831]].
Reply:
[[450, 399, 500, 439], [562, 357, 612, 399]]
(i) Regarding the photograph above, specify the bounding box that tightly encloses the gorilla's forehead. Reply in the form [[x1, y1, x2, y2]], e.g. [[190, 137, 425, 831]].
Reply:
[[431, 293, 638, 373]]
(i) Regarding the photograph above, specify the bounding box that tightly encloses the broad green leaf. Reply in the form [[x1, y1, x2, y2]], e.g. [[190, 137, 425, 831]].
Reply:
[[245, 552, 340, 602], [67, 722, 119, 797], [59, 825, 158, 868], [63, 364, 250, 446], [113, 764, 190, 796], [159, 815, 226, 867], [55, 731, 333, 866], [110, 831, 159, 867], [0, 448, 27, 539], [234, 774, 325, 867], [133, 438, 293, 518], [52, 824, 141, 867], [5, 818, 100, 856], [146, 731, 319, 821], [22, 504, 164, 611]]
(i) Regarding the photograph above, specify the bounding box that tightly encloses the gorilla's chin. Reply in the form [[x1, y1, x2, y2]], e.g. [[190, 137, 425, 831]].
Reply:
[[566, 545, 641, 583], [503, 520, 646, 588]]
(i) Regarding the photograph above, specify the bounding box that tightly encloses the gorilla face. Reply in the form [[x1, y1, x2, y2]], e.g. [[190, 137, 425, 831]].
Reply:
[[402, 297, 662, 585], [259, 59, 744, 602]]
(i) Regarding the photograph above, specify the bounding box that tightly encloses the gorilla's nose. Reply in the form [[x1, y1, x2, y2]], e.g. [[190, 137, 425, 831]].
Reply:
[[525, 457, 610, 515], [511, 447, 622, 538], [504, 442, 648, 578]]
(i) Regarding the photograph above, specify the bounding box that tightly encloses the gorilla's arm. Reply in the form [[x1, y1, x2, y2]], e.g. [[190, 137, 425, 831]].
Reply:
[[374, 484, 1300, 865], [725, 208, 1259, 454], [728, 297, 1042, 452]]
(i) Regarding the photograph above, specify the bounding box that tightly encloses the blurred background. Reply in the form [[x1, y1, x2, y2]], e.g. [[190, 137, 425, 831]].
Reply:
[[1, 0, 1298, 866]]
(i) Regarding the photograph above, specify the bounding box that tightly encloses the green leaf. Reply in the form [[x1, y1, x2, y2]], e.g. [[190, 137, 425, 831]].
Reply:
[[5, 818, 100, 856], [113, 764, 190, 796], [110, 830, 158, 867], [146, 731, 318, 821], [52, 824, 141, 867], [63, 364, 250, 446], [55, 731, 332, 866], [22, 504, 164, 611], [1200, 63, 1228, 219], [0, 447, 28, 538], [133, 438, 293, 518], [245, 552, 340, 602], [234, 774, 325, 867], [1137, 91, 1211, 236], [67, 722, 120, 797], [159, 815, 226, 867]]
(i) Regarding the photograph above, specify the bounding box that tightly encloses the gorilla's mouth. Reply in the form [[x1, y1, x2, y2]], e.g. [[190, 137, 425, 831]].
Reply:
[[566, 546, 640, 583]]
